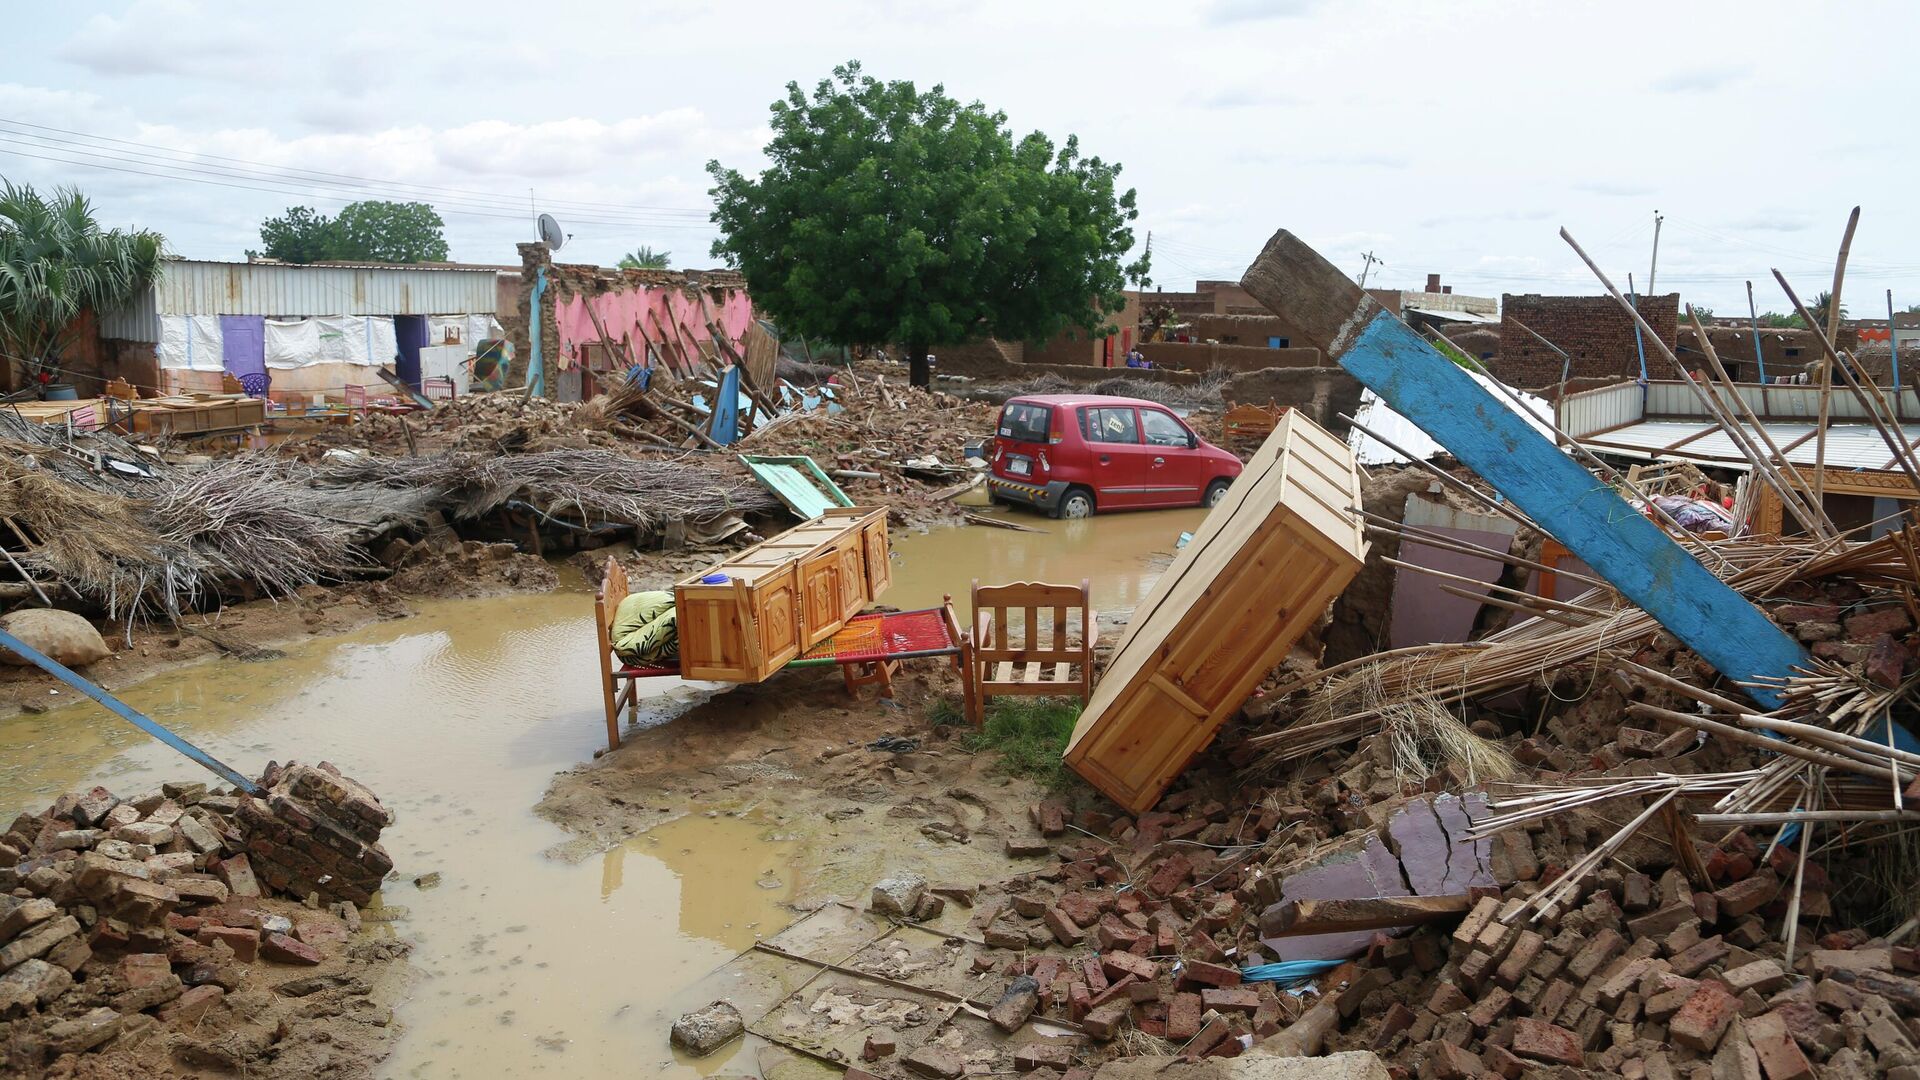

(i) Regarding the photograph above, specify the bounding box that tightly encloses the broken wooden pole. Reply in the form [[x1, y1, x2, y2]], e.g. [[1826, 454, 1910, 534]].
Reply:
[[1259, 894, 1473, 938], [1241, 228, 1809, 709]]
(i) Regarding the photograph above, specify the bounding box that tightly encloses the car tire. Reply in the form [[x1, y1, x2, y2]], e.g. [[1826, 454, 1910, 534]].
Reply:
[[1203, 479, 1232, 508], [1055, 488, 1095, 519]]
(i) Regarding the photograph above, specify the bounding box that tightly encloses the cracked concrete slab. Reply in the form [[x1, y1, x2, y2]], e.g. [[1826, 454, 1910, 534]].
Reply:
[[1261, 794, 1494, 962]]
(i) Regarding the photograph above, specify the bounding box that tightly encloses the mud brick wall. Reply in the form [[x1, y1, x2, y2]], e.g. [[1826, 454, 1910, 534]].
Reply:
[[1496, 293, 1680, 388], [1139, 341, 1323, 372], [235, 762, 392, 906]]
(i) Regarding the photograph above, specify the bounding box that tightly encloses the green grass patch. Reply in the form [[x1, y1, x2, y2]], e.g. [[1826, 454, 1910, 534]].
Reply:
[[925, 695, 966, 728], [960, 698, 1083, 788]]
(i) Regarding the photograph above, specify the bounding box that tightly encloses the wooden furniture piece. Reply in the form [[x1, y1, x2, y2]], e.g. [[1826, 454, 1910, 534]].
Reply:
[[674, 507, 890, 682], [593, 556, 680, 753], [1063, 410, 1365, 812], [1222, 400, 1286, 444], [964, 578, 1097, 725], [422, 376, 457, 402]]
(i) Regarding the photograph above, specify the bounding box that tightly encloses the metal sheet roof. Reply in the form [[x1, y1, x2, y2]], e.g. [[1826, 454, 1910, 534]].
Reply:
[[1403, 305, 1499, 325], [1348, 370, 1553, 466], [99, 259, 501, 342], [1582, 419, 1920, 472]]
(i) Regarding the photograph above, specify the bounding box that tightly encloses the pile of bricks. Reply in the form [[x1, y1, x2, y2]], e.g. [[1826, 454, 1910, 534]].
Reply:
[[0, 762, 386, 1069], [237, 761, 393, 906]]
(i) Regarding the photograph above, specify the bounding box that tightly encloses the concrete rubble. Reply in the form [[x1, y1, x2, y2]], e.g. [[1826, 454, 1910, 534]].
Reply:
[[0, 761, 391, 1071]]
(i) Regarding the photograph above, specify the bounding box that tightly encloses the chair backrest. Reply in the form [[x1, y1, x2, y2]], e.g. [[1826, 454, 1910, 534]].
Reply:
[[343, 384, 367, 410], [423, 376, 456, 401], [595, 556, 631, 660], [971, 579, 1091, 666], [1222, 400, 1286, 440]]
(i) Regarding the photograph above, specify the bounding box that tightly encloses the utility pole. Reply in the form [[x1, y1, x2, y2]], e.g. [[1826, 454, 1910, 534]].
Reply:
[[1357, 250, 1383, 289], [1891, 288, 1902, 400], [1746, 280, 1767, 385], [1647, 211, 1664, 295]]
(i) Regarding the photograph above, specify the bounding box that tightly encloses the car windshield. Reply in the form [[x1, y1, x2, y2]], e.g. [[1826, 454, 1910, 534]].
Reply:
[[998, 402, 1052, 443]]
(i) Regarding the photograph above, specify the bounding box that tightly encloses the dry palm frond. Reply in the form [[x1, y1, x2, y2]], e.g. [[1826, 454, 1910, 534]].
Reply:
[[320, 448, 782, 530]]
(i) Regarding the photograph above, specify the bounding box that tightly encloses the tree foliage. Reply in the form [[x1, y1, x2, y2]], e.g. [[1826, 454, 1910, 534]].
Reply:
[[251, 201, 449, 264], [708, 62, 1146, 387], [618, 245, 671, 269], [0, 180, 164, 382]]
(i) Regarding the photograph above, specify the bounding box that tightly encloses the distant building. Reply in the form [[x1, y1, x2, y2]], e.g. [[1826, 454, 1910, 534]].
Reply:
[[94, 258, 504, 399], [1367, 274, 1499, 337]]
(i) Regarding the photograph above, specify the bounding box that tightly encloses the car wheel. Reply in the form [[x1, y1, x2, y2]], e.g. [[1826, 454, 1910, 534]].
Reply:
[[1203, 479, 1232, 508], [1056, 489, 1095, 519]]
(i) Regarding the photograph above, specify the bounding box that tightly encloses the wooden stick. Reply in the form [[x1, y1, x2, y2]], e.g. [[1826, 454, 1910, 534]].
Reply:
[[1699, 810, 1920, 825], [1260, 894, 1474, 937], [1685, 307, 1832, 537], [1775, 274, 1920, 495], [1814, 208, 1863, 513], [1627, 703, 1897, 781]]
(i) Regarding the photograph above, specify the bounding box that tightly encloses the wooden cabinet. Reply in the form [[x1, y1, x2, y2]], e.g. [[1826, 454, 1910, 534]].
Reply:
[[675, 507, 891, 683], [1063, 412, 1366, 812]]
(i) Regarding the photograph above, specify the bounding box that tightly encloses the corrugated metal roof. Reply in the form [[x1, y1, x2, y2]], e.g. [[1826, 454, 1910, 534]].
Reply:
[[1349, 370, 1553, 466], [99, 259, 501, 342], [1403, 305, 1499, 325], [1582, 419, 1920, 472]]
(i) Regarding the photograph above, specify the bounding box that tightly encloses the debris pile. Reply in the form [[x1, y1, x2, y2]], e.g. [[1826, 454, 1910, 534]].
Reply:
[[0, 762, 390, 1070]]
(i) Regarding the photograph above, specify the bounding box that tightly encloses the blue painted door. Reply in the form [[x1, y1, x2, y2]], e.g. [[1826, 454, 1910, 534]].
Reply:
[[392, 315, 429, 391]]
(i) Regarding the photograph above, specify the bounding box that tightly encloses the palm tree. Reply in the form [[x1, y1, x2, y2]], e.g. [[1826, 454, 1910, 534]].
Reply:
[[617, 245, 671, 270], [1808, 290, 1847, 329], [0, 181, 164, 388]]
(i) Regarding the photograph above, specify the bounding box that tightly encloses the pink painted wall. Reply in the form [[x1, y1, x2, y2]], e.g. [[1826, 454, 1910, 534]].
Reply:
[[553, 287, 753, 370]]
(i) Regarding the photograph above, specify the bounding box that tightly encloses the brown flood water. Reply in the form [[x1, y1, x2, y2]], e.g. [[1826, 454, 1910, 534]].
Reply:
[[0, 506, 1201, 1077]]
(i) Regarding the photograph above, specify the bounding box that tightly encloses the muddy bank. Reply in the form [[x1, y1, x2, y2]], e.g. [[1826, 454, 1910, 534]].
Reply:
[[0, 541, 561, 724]]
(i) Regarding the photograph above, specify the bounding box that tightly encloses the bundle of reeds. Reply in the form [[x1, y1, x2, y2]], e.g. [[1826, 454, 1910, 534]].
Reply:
[[322, 449, 783, 531]]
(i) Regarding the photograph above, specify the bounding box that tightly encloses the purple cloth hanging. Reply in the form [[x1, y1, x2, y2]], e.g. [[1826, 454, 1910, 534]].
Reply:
[[219, 316, 269, 397], [219, 316, 266, 379]]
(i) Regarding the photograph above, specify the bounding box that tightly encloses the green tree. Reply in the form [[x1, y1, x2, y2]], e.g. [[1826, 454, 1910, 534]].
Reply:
[[708, 61, 1145, 389], [331, 201, 448, 263], [0, 180, 164, 386], [1808, 289, 1846, 329], [1758, 311, 1798, 328], [618, 245, 671, 269], [251, 205, 338, 263], [250, 200, 448, 265]]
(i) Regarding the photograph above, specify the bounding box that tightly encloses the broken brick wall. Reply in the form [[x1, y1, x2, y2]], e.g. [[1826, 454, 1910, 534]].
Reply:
[[1495, 292, 1680, 388], [1140, 341, 1324, 372]]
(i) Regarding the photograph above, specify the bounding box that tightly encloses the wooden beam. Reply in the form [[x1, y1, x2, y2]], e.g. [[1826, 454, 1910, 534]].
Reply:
[[1259, 894, 1475, 938], [1241, 228, 1809, 709]]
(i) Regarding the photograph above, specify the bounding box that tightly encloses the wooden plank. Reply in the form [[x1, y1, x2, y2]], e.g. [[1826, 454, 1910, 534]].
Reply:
[[1240, 227, 1807, 710], [1259, 894, 1475, 938]]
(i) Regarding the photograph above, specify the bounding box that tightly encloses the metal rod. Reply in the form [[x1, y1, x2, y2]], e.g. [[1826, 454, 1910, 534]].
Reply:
[[0, 628, 262, 794]]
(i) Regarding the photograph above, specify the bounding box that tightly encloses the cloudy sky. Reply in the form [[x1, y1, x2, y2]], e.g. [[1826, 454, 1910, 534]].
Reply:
[[5, 0, 1912, 316]]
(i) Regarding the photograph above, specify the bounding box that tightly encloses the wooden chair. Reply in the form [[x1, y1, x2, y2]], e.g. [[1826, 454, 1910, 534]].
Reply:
[[1222, 400, 1286, 444], [964, 579, 1097, 724], [593, 556, 681, 754], [422, 376, 457, 402], [343, 384, 367, 420]]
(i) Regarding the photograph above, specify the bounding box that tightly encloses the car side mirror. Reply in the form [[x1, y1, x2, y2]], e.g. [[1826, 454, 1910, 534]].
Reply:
[[1187, 433, 1198, 449]]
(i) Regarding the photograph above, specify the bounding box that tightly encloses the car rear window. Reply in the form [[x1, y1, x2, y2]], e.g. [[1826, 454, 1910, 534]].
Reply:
[[998, 402, 1052, 443]]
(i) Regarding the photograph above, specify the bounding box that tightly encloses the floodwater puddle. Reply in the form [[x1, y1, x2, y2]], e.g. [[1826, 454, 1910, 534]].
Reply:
[[0, 507, 1203, 1076]]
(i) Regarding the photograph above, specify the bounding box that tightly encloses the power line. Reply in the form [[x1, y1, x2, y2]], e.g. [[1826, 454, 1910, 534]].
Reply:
[[0, 145, 720, 232], [0, 117, 712, 218]]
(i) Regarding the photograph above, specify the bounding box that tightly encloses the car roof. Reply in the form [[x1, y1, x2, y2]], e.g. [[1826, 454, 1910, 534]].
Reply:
[[1005, 394, 1172, 409]]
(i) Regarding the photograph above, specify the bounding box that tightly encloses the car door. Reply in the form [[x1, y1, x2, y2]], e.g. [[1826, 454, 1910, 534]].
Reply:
[[1139, 408, 1207, 506], [1080, 405, 1149, 509]]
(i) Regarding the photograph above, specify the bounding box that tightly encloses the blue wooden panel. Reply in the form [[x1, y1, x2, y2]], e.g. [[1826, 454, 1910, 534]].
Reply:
[[1338, 312, 1806, 709]]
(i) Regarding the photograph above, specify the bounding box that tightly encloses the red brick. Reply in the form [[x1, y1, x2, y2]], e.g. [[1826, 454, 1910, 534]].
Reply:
[[1668, 983, 1736, 1052], [1080, 1000, 1129, 1041], [1845, 607, 1911, 640], [194, 925, 258, 963], [1167, 993, 1203, 1040], [156, 984, 223, 1025], [1179, 960, 1241, 988], [1143, 854, 1192, 897], [1200, 987, 1260, 1014], [1427, 1040, 1487, 1078], [1744, 1012, 1813, 1080], [1044, 908, 1085, 947], [1713, 873, 1779, 918], [1509, 1017, 1583, 1067], [260, 932, 322, 965]]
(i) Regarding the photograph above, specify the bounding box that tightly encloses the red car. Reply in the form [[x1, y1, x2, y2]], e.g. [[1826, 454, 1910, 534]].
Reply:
[[986, 394, 1244, 518]]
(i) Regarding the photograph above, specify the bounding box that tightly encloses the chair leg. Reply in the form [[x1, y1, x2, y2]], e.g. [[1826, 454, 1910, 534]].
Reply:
[[604, 686, 623, 753]]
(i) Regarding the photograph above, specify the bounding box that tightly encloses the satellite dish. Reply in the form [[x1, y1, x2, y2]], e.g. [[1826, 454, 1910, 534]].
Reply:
[[537, 213, 566, 251]]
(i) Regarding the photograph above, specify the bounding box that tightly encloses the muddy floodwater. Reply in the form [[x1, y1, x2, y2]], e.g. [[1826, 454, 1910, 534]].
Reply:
[[0, 508, 1200, 1077]]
